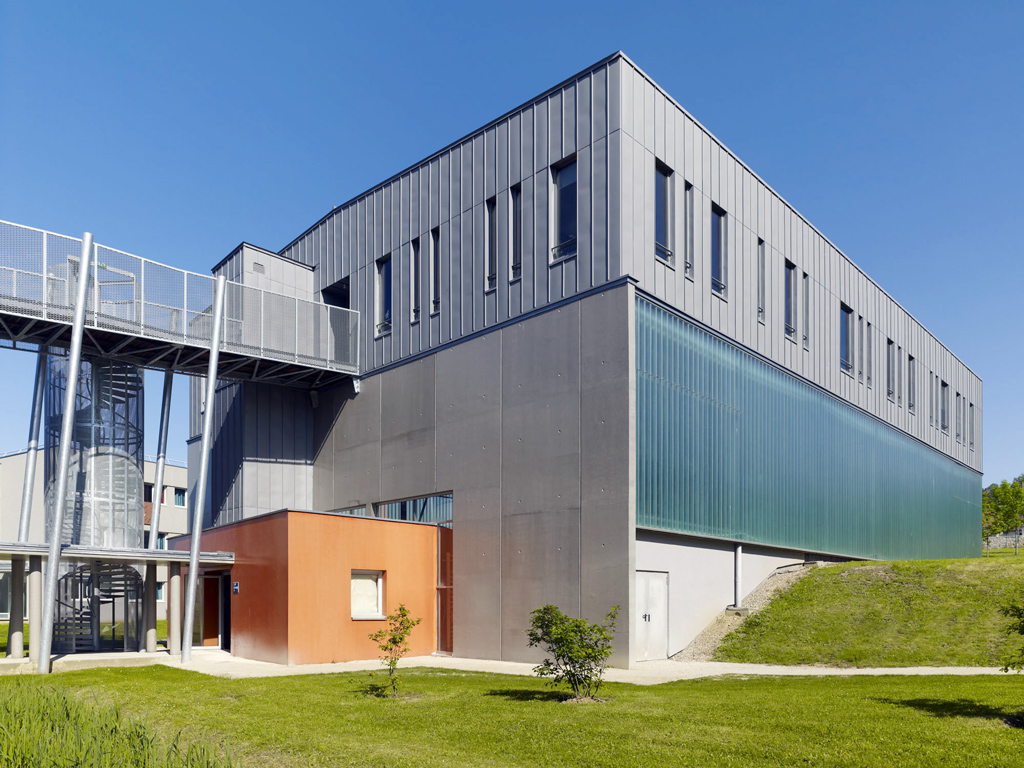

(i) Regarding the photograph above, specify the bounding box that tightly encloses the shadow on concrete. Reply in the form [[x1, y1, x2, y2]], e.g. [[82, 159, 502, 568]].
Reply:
[[877, 697, 1024, 729]]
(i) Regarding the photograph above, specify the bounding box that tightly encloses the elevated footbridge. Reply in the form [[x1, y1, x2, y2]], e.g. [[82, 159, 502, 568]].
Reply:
[[0, 219, 359, 388]]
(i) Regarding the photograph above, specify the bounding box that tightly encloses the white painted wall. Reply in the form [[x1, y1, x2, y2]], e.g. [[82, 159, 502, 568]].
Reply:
[[634, 530, 806, 658]]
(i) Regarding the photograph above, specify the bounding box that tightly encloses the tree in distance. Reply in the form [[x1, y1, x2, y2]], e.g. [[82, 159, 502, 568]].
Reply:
[[526, 604, 619, 701], [984, 478, 1024, 555], [368, 604, 421, 697]]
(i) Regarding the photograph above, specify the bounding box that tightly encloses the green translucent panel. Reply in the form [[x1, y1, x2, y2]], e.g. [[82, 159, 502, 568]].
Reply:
[[635, 298, 981, 560]]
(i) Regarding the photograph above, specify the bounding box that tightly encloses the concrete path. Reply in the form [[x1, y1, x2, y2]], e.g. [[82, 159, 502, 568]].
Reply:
[[0, 649, 1013, 684]]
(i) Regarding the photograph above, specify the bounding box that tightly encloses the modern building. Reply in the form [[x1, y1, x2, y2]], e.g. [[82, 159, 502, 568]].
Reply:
[[0, 449, 190, 622], [180, 51, 982, 667]]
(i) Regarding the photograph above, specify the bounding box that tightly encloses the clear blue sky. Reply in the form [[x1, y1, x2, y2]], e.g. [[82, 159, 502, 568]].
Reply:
[[1, 1, 1021, 484]]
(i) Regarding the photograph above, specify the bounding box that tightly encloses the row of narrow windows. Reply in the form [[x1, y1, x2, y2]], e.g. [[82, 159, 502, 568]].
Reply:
[[367, 156, 974, 454]]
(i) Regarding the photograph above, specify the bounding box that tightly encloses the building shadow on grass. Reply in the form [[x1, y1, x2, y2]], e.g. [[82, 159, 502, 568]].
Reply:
[[877, 698, 1024, 729], [485, 689, 566, 702]]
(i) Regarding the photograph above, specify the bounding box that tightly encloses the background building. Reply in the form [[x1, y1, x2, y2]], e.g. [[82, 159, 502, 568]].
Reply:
[[180, 51, 982, 666]]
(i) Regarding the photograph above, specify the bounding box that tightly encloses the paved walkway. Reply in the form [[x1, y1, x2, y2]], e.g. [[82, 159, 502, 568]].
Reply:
[[0, 649, 1012, 684]]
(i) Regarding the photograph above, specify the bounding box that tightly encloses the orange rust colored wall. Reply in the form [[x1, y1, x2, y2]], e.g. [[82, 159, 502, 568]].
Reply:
[[174, 511, 438, 665], [285, 513, 438, 665], [172, 512, 290, 664]]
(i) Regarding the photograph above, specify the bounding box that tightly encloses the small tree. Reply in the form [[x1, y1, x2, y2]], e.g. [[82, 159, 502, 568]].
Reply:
[[526, 604, 619, 700], [989, 480, 1024, 555], [999, 599, 1024, 672], [368, 603, 421, 697]]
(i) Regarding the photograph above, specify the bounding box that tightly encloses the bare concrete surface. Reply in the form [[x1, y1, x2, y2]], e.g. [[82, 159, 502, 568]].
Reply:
[[0, 648, 1012, 684]]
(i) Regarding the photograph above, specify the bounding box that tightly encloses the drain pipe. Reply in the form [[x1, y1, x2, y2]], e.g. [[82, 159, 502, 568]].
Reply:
[[733, 543, 743, 610]]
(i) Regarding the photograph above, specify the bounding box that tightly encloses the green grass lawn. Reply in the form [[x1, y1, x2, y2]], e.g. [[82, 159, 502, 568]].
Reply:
[[717, 555, 1024, 667], [40, 666, 1024, 768]]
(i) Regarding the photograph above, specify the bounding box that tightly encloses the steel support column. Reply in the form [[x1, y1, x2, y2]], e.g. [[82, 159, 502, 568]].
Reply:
[[38, 232, 94, 674], [168, 562, 181, 657], [148, 370, 173, 549], [144, 562, 157, 653], [733, 543, 743, 610], [8, 557, 24, 658], [181, 274, 226, 663], [28, 556, 41, 663]]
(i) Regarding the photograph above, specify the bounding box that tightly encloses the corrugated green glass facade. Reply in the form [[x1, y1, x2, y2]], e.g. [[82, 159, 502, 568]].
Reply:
[[635, 298, 981, 560]]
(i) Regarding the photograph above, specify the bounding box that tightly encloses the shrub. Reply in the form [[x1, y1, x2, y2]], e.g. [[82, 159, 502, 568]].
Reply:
[[526, 604, 619, 700], [0, 677, 231, 767], [999, 598, 1024, 672], [368, 603, 422, 697]]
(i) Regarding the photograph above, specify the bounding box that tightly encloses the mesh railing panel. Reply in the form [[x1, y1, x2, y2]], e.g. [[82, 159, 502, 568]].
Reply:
[[0, 220, 359, 375]]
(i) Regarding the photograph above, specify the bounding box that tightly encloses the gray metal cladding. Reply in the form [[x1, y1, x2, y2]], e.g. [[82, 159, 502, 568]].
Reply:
[[612, 56, 982, 475], [635, 297, 981, 560]]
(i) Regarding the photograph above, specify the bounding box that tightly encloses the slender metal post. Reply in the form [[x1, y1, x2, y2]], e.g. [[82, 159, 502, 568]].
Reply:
[[90, 562, 100, 651], [28, 556, 41, 663], [148, 370, 173, 548], [38, 232, 94, 674], [181, 274, 226, 663], [8, 557, 24, 658], [17, 353, 47, 542]]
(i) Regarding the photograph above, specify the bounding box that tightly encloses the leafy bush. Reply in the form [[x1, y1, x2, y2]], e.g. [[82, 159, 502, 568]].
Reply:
[[999, 598, 1024, 672], [526, 604, 619, 700], [0, 677, 231, 767], [368, 603, 421, 697]]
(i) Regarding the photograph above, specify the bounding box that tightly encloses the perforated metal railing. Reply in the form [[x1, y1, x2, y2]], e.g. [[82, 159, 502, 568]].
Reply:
[[0, 219, 359, 375]]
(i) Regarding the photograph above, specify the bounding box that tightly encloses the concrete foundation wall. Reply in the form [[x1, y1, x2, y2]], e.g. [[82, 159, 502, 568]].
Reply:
[[635, 529, 805, 658]]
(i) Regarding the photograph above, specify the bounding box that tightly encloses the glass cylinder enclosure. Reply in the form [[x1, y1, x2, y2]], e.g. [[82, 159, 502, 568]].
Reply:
[[44, 353, 145, 549]]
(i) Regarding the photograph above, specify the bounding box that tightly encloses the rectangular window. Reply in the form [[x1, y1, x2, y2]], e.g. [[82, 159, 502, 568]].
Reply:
[[756, 239, 765, 324], [866, 322, 873, 388], [897, 346, 903, 407], [411, 238, 421, 322], [955, 392, 963, 443], [174, 488, 186, 507], [857, 316, 864, 382], [907, 355, 916, 413], [969, 403, 975, 450], [839, 305, 853, 373], [510, 183, 522, 281], [144, 483, 153, 503], [929, 372, 934, 427], [156, 582, 164, 601], [784, 261, 797, 339], [655, 162, 673, 263], [802, 273, 810, 349], [711, 204, 726, 295], [940, 381, 949, 433], [684, 182, 694, 278], [485, 197, 497, 291], [430, 227, 441, 314], [551, 160, 577, 261], [351, 570, 384, 619], [886, 339, 895, 401], [375, 255, 392, 335], [156, 533, 167, 550]]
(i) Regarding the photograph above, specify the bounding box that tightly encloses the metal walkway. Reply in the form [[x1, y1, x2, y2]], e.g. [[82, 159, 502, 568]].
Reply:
[[0, 220, 359, 388]]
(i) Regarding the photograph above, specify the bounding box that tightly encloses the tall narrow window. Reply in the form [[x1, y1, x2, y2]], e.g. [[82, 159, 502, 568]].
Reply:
[[929, 372, 935, 426], [866, 323, 873, 388], [897, 346, 903, 407], [955, 392, 963, 443], [551, 160, 577, 261], [784, 261, 797, 339], [858, 316, 864, 382], [485, 196, 497, 291], [410, 238, 421, 323], [375, 255, 392, 335], [969, 403, 975, 450], [711, 204, 726, 295], [940, 381, 949, 433], [886, 339, 895, 401], [655, 162, 673, 264], [907, 355, 916, 413], [756, 239, 765, 324], [802, 272, 810, 349], [510, 183, 522, 281], [839, 305, 853, 373], [430, 227, 440, 314], [684, 182, 694, 278]]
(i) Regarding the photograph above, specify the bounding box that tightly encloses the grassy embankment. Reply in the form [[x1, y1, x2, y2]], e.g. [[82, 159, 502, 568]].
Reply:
[[717, 549, 1024, 667]]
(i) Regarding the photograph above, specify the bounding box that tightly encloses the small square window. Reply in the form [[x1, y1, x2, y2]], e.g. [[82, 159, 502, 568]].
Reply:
[[351, 570, 384, 619], [174, 488, 186, 507]]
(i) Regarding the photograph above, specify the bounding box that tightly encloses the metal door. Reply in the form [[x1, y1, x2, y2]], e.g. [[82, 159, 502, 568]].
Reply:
[[636, 570, 669, 660]]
